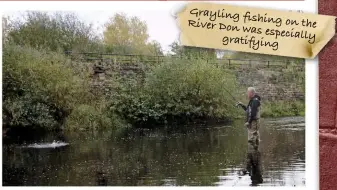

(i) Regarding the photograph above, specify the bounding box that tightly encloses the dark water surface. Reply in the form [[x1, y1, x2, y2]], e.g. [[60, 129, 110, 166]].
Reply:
[[3, 117, 305, 186]]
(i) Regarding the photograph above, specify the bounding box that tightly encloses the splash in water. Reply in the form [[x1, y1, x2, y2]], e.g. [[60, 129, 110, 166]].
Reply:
[[20, 140, 69, 149]]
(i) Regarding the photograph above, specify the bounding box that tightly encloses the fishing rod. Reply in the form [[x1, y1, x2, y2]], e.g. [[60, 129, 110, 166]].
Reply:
[[220, 80, 244, 108], [222, 87, 245, 109], [223, 87, 238, 102], [220, 79, 240, 103]]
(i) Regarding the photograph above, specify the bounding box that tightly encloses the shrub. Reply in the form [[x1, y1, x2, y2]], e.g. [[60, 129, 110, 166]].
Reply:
[[65, 103, 124, 131], [3, 45, 91, 130], [110, 60, 241, 127]]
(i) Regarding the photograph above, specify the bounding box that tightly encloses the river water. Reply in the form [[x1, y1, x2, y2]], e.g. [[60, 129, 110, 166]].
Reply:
[[3, 117, 305, 186]]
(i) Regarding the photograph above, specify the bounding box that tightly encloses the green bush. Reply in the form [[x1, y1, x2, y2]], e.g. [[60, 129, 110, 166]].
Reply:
[[65, 103, 125, 131], [261, 101, 305, 118], [3, 45, 91, 130], [110, 60, 240, 127]]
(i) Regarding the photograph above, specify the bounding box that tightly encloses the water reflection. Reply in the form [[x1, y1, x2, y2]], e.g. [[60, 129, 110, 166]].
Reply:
[[3, 117, 305, 186], [96, 170, 108, 186], [245, 141, 263, 186]]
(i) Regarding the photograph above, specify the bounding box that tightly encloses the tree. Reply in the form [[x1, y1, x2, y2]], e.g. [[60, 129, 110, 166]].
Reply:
[[103, 13, 162, 55], [147, 40, 163, 56], [7, 11, 102, 53]]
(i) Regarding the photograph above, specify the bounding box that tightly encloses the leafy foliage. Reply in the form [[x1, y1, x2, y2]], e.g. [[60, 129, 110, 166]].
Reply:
[[7, 11, 103, 53], [103, 13, 162, 55], [65, 104, 125, 131], [3, 45, 91, 129], [110, 60, 240, 127]]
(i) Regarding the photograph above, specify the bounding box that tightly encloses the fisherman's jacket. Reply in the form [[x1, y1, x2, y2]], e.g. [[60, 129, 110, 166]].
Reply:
[[239, 95, 261, 124]]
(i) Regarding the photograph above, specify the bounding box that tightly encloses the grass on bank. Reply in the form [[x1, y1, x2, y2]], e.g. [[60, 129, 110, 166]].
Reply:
[[261, 100, 305, 118]]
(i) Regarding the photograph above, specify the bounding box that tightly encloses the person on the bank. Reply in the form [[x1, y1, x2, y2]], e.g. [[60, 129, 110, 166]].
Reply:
[[236, 87, 262, 146]]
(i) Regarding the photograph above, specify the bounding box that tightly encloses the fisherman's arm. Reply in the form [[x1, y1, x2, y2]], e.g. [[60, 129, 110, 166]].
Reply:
[[248, 99, 260, 124]]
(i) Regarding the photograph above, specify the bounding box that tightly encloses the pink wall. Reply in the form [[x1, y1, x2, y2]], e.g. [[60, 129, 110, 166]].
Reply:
[[318, 0, 337, 189]]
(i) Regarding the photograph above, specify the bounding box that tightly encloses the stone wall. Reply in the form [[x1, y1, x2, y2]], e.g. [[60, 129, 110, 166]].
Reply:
[[233, 66, 304, 101], [86, 59, 305, 102]]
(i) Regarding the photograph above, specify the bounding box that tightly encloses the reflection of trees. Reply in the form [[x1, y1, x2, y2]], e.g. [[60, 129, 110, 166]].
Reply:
[[3, 118, 305, 186]]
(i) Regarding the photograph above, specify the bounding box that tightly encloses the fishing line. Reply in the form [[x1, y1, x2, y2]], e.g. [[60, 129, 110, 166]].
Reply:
[[221, 79, 239, 103], [223, 87, 238, 102], [220, 80, 242, 108], [222, 87, 242, 109]]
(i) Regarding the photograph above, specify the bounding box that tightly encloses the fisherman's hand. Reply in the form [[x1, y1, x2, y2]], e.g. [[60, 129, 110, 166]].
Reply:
[[236, 101, 244, 107], [244, 122, 250, 128]]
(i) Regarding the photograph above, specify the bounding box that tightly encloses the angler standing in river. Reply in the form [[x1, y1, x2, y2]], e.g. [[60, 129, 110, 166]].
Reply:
[[236, 87, 262, 147], [236, 87, 263, 183]]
